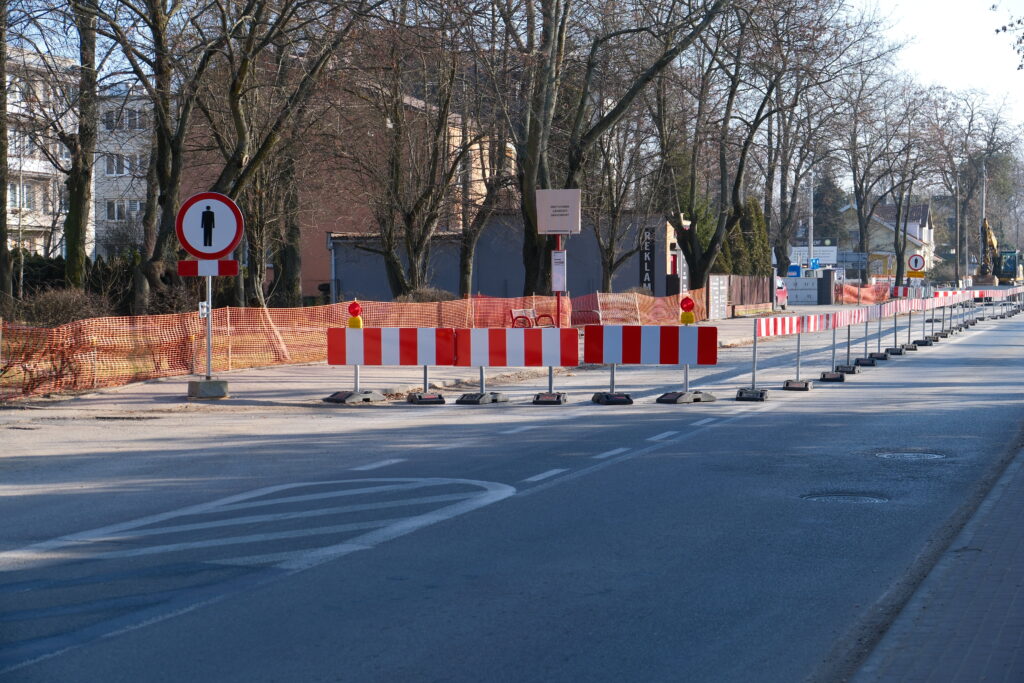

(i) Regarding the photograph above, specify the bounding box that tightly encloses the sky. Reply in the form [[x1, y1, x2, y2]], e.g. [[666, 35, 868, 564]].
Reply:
[[860, 0, 1024, 122]]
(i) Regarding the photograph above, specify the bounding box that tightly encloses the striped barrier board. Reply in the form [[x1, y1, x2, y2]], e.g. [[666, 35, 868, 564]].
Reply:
[[583, 326, 718, 365], [454, 328, 579, 367], [756, 316, 804, 337], [327, 327, 456, 366]]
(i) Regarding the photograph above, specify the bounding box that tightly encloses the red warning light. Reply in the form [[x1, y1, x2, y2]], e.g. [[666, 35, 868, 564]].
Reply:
[[348, 301, 362, 317], [680, 296, 695, 312]]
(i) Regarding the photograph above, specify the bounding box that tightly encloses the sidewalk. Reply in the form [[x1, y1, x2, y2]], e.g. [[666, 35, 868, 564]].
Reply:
[[853, 444, 1024, 682]]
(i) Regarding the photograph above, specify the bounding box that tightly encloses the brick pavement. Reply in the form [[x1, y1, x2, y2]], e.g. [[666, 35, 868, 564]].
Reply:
[[854, 448, 1024, 682]]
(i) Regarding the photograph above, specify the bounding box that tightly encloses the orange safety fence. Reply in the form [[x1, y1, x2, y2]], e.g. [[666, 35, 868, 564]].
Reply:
[[1, 291, 716, 402], [833, 284, 892, 305]]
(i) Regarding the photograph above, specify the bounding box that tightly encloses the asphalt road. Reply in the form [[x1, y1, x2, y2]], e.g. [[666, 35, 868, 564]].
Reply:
[[2, 308, 1022, 682]]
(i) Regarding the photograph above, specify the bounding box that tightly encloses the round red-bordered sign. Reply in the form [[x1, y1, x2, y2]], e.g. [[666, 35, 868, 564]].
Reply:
[[907, 253, 925, 271], [175, 192, 244, 260]]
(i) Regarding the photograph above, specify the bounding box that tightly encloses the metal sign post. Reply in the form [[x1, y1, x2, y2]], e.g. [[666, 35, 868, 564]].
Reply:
[[176, 192, 244, 400]]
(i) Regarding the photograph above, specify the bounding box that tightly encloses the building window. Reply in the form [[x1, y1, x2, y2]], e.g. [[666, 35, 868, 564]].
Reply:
[[106, 200, 126, 221], [7, 183, 36, 210], [102, 108, 147, 131], [105, 153, 128, 176], [7, 183, 17, 208]]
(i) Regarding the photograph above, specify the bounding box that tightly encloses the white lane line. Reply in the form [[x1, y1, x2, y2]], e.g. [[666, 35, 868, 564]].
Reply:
[[646, 431, 678, 442], [87, 520, 392, 560], [351, 459, 405, 471], [432, 442, 473, 451], [593, 447, 629, 459], [693, 418, 716, 426], [498, 426, 539, 435], [522, 469, 568, 483], [88, 493, 476, 540], [216, 481, 434, 513]]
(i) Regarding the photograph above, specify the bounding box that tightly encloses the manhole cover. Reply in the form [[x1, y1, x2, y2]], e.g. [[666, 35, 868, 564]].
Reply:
[[801, 493, 888, 503], [876, 452, 945, 461]]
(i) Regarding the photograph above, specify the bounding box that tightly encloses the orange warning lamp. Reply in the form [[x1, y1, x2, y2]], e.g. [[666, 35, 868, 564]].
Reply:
[[347, 300, 364, 329], [679, 295, 695, 325]]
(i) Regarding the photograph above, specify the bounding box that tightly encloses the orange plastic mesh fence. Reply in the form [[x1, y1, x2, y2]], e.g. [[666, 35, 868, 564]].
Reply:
[[833, 284, 892, 305], [0, 290, 719, 401]]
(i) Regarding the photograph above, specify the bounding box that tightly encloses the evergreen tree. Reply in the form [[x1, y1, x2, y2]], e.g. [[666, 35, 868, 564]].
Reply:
[[813, 172, 848, 247]]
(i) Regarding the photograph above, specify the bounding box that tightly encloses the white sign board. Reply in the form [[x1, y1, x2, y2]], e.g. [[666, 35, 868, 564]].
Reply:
[[789, 246, 838, 266], [536, 190, 581, 235], [551, 250, 567, 292]]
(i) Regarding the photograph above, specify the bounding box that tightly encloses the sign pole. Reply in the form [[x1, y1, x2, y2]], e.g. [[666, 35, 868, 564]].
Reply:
[[205, 275, 213, 380]]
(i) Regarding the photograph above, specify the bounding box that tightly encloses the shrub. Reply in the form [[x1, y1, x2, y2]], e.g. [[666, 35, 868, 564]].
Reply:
[[395, 287, 458, 303], [18, 288, 114, 327]]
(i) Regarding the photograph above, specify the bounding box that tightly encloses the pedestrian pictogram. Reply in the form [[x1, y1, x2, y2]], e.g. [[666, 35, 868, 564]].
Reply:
[[176, 192, 244, 260]]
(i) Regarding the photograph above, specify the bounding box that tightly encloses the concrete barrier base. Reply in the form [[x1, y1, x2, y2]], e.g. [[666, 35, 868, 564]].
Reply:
[[322, 389, 385, 405], [819, 371, 845, 382], [407, 392, 446, 405], [783, 379, 812, 391], [592, 392, 633, 405], [532, 392, 568, 405], [736, 387, 768, 401], [656, 390, 717, 404], [188, 380, 228, 400]]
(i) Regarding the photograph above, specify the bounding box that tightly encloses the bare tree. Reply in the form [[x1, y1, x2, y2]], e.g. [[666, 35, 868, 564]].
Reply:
[[0, 0, 11, 300]]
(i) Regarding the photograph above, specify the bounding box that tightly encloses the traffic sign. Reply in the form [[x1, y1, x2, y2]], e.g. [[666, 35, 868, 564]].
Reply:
[[907, 253, 925, 272], [907, 271, 925, 278], [176, 192, 244, 260]]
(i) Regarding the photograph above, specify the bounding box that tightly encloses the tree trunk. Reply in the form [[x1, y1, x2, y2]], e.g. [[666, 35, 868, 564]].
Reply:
[[64, 1, 98, 289], [275, 155, 302, 307], [0, 4, 10, 300]]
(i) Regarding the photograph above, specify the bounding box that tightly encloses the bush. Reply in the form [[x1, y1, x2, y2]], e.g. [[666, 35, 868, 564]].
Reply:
[[395, 287, 458, 303], [18, 288, 114, 327]]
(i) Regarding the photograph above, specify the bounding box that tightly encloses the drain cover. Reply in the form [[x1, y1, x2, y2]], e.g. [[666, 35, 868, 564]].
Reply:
[[876, 452, 945, 461], [801, 493, 888, 503]]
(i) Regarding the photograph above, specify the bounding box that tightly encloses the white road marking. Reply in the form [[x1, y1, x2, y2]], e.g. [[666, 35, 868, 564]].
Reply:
[[498, 426, 539, 435], [593, 447, 629, 459], [522, 469, 568, 483], [0, 478, 514, 572], [86, 520, 392, 560], [693, 418, 716, 426], [432, 442, 473, 450], [351, 458, 405, 471], [87, 493, 476, 540], [647, 431, 678, 442]]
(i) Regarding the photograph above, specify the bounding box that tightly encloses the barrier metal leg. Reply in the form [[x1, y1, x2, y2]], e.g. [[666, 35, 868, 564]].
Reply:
[[785, 331, 812, 390], [480, 366, 486, 393], [905, 310, 916, 349], [856, 318, 875, 366], [610, 364, 616, 393], [821, 326, 844, 381], [737, 320, 767, 400], [355, 365, 360, 392], [871, 311, 889, 360], [457, 365, 510, 405]]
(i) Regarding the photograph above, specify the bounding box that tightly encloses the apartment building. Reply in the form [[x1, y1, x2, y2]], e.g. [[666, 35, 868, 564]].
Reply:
[[5, 47, 85, 257], [93, 87, 150, 257]]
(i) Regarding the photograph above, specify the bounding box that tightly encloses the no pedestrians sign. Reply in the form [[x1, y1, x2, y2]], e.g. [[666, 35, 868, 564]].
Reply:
[[176, 192, 244, 261]]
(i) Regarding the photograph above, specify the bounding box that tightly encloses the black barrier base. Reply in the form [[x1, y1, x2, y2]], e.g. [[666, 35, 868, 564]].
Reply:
[[937, 332, 950, 338], [855, 357, 876, 367], [323, 390, 387, 405], [820, 371, 845, 382], [869, 352, 890, 361], [657, 390, 717, 404], [783, 379, 812, 391], [926, 318, 940, 323], [886, 347, 904, 355], [904, 344, 919, 351], [914, 339, 933, 346], [736, 387, 768, 401], [927, 335, 941, 343], [455, 391, 509, 405], [592, 392, 633, 405], [836, 364, 859, 374], [532, 392, 568, 405], [407, 392, 446, 405]]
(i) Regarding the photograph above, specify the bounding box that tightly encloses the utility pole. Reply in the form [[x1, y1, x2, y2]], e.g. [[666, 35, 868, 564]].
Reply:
[[807, 164, 814, 263]]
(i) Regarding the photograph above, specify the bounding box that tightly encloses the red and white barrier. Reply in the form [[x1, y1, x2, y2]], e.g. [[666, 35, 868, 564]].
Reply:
[[583, 325, 718, 365], [327, 327, 456, 366], [454, 328, 579, 367]]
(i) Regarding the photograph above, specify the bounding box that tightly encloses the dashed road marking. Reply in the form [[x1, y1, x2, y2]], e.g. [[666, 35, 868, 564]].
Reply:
[[499, 426, 539, 435], [522, 469, 568, 483], [647, 431, 678, 442], [593, 447, 629, 459], [351, 458, 405, 471], [693, 418, 716, 426]]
